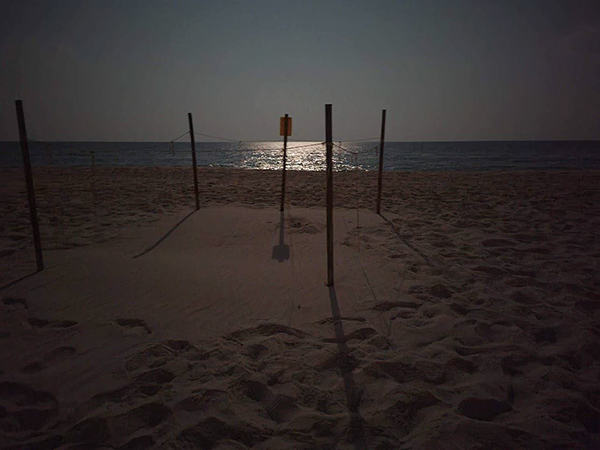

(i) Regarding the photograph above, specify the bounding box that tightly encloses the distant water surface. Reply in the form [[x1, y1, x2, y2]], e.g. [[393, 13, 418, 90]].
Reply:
[[0, 141, 599, 171]]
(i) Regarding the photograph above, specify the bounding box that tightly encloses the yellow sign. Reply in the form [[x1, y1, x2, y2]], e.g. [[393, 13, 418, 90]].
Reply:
[[280, 117, 292, 136]]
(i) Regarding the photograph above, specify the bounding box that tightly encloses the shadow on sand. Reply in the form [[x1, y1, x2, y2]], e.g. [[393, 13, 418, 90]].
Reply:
[[272, 211, 290, 262], [328, 285, 368, 449], [132, 210, 196, 259], [0, 271, 39, 292]]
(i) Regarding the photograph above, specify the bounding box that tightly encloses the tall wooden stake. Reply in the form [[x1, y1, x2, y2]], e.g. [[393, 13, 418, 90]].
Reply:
[[376, 109, 387, 215], [188, 113, 200, 211], [280, 113, 289, 212], [325, 104, 334, 286], [15, 100, 44, 271]]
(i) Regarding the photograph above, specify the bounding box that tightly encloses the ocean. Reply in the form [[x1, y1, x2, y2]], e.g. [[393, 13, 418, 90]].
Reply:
[[1, 140, 599, 172]]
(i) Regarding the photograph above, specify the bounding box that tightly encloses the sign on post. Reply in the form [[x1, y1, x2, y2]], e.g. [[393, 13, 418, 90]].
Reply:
[[280, 116, 292, 136]]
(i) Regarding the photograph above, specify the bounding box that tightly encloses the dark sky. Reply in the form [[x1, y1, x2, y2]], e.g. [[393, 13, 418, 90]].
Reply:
[[1, 0, 599, 141]]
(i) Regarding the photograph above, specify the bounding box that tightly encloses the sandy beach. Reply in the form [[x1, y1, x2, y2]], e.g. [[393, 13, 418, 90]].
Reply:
[[1, 167, 600, 449]]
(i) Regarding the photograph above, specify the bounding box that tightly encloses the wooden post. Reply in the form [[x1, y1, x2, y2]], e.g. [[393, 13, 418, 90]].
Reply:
[[188, 113, 200, 211], [280, 113, 289, 212], [15, 100, 44, 271], [325, 104, 334, 286], [376, 109, 387, 214], [91, 150, 95, 174]]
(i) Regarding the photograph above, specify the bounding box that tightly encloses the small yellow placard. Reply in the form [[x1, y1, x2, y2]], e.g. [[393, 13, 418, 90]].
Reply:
[[280, 117, 292, 136]]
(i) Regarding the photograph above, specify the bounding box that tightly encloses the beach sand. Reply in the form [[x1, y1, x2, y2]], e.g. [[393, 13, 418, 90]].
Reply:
[[1, 167, 599, 449]]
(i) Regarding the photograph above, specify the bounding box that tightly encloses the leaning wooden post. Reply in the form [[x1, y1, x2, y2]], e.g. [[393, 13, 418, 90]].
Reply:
[[15, 100, 44, 271], [325, 104, 334, 286], [188, 113, 200, 211], [280, 113, 289, 212], [376, 109, 387, 215]]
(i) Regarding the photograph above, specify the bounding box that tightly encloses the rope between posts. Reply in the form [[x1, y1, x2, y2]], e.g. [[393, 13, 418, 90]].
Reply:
[[193, 130, 377, 144], [171, 131, 190, 142], [286, 142, 325, 151], [192, 132, 314, 143], [193, 131, 327, 151], [331, 142, 379, 157], [193, 131, 242, 142], [28, 130, 191, 154], [342, 137, 378, 143], [29, 136, 375, 156], [330, 142, 358, 155]]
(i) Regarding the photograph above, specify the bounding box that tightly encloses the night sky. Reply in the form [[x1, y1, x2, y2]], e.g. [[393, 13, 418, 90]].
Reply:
[[1, 0, 599, 142]]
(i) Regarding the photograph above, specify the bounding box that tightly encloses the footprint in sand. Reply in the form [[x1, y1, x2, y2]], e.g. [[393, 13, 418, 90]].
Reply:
[[0, 381, 58, 433], [21, 346, 77, 374], [392, 309, 418, 320], [472, 264, 506, 276], [265, 394, 299, 423], [240, 379, 299, 423], [115, 318, 152, 335], [316, 316, 366, 324], [224, 323, 308, 341], [448, 302, 473, 316], [66, 402, 170, 447], [481, 238, 517, 248], [124, 343, 177, 373], [544, 397, 600, 434], [370, 300, 421, 312], [2, 297, 28, 310], [534, 327, 558, 344], [501, 354, 531, 376], [118, 435, 154, 449], [122, 340, 198, 391], [286, 217, 324, 235], [318, 351, 361, 373], [244, 343, 268, 361], [363, 359, 446, 385], [109, 402, 171, 440], [458, 397, 512, 421], [76, 371, 177, 421], [429, 284, 454, 299], [321, 326, 379, 344], [388, 252, 406, 259], [28, 318, 78, 329], [176, 416, 266, 449], [177, 388, 228, 413], [368, 389, 441, 438]]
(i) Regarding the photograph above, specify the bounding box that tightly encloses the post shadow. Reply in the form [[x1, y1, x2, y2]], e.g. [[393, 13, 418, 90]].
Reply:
[[271, 210, 289, 262], [132, 210, 196, 259], [328, 285, 368, 449], [0, 271, 39, 292]]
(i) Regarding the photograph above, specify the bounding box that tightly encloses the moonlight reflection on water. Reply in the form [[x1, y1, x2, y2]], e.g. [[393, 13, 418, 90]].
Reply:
[[237, 141, 365, 171]]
